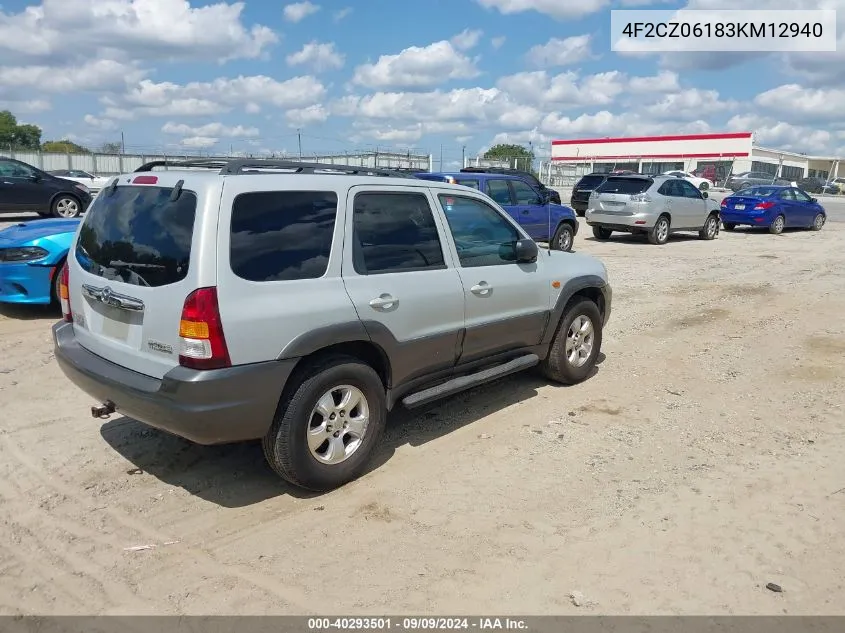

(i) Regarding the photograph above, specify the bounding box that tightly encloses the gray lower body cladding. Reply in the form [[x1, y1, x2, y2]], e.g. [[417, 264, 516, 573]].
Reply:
[[53, 321, 295, 445]]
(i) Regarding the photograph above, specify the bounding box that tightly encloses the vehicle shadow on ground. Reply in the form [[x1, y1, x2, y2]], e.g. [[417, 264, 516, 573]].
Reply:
[[99, 355, 605, 508], [585, 233, 703, 245], [0, 303, 58, 321]]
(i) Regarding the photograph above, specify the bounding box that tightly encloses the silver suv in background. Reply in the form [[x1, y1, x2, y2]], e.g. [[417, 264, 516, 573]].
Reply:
[[53, 159, 612, 491], [585, 174, 722, 245]]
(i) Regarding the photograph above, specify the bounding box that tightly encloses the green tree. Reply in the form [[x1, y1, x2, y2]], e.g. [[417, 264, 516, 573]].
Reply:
[[0, 110, 42, 150], [42, 139, 90, 153], [483, 143, 535, 171], [99, 141, 122, 154]]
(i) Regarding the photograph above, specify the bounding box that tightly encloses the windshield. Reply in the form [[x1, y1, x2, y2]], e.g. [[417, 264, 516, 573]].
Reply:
[[75, 185, 197, 288], [596, 177, 652, 194]]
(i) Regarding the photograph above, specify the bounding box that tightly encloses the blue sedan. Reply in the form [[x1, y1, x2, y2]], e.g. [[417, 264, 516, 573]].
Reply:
[[720, 185, 827, 234], [0, 218, 80, 305]]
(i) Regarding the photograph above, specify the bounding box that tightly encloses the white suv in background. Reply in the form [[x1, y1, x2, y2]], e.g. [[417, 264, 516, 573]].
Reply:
[[53, 159, 612, 491]]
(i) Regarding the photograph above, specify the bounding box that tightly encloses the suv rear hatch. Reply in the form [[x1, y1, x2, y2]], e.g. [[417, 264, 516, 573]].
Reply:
[[591, 177, 653, 215], [572, 174, 607, 204], [67, 174, 218, 380]]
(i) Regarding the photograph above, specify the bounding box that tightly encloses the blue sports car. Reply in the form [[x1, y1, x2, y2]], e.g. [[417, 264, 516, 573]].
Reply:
[[720, 185, 827, 234], [0, 218, 80, 305]]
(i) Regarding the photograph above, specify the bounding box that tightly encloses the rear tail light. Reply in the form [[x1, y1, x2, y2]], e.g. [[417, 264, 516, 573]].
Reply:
[[720, 199, 728, 208], [59, 263, 72, 322], [754, 201, 776, 210], [630, 193, 651, 202], [178, 287, 231, 370]]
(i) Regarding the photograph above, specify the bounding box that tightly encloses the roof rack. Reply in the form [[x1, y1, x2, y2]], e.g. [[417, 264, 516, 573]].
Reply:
[[134, 158, 417, 178]]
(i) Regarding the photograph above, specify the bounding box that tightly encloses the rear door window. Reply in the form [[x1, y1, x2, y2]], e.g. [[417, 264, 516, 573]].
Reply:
[[230, 191, 338, 282], [76, 186, 197, 288], [597, 177, 652, 195], [510, 179, 541, 205], [486, 179, 513, 205]]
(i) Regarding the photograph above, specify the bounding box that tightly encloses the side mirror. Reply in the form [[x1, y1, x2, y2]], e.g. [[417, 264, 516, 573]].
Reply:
[[811, 197, 818, 203], [538, 189, 551, 204], [27, 173, 41, 182], [702, 191, 709, 199], [514, 239, 538, 263]]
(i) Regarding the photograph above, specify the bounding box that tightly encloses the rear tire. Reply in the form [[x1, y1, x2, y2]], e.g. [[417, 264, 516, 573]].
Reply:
[[262, 355, 387, 491], [648, 215, 670, 245], [551, 222, 574, 252], [769, 214, 785, 235], [542, 299, 603, 385], [699, 214, 720, 240], [51, 195, 81, 218], [592, 226, 612, 240], [811, 213, 825, 231], [722, 222, 736, 231]]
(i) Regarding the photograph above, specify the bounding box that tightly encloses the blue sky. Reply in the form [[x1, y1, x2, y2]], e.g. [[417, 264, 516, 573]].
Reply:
[[0, 0, 843, 168]]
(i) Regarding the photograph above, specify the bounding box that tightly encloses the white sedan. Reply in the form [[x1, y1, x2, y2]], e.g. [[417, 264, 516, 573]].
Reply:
[[48, 169, 112, 194], [663, 170, 711, 191]]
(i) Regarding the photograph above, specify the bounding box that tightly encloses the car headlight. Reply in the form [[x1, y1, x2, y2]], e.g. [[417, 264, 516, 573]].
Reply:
[[74, 183, 90, 194], [0, 246, 50, 262]]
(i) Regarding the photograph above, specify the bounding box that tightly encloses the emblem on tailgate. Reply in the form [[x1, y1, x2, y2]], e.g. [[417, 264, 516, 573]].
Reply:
[[147, 340, 174, 355]]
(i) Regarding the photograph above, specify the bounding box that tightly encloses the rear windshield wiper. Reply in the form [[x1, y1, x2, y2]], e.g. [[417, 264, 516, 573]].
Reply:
[[108, 260, 166, 270]]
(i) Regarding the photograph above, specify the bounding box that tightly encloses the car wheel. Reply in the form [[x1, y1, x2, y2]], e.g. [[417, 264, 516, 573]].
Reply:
[[769, 214, 785, 235], [648, 215, 670, 245], [699, 182, 710, 191], [722, 222, 736, 231], [551, 223, 574, 252], [811, 212, 825, 231], [50, 260, 66, 307], [592, 226, 612, 240], [699, 214, 720, 240], [52, 195, 81, 218], [542, 298, 602, 385], [262, 355, 387, 491]]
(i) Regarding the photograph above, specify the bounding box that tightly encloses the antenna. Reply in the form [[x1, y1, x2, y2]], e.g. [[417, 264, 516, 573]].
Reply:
[[547, 140, 552, 255]]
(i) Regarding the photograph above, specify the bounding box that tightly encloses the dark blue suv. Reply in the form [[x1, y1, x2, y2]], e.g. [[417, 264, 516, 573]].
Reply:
[[414, 171, 578, 251]]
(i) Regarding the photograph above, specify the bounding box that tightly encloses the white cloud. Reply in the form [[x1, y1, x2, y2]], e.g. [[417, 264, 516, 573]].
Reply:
[[286, 104, 329, 127], [491, 36, 506, 49], [539, 110, 711, 138], [162, 121, 259, 138], [333, 7, 352, 22], [0, 59, 145, 95], [526, 35, 594, 67], [496, 70, 627, 108], [726, 113, 837, 154], [627, 70, 680, 93], [475, 0, 608, 18], [352, 40, 480, 89], [0, 0, 277, 64], [643, 88, 736, 118], [450, 28, 483, 51], [286, 41, 345, 72], [83, 114, 117, 131], [753, 84, 845, 122], [180, 136, 218, 148], [0, 98, 51, 113], [283, 2, 320, 23]]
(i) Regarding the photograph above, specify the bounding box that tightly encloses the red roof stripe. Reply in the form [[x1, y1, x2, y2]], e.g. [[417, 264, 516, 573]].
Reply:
[[551, 132, 753, 146], [552, 152, 749, 161]]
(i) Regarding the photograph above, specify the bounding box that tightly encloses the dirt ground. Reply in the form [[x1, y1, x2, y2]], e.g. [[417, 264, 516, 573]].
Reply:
[[1, 200, 844, 616]]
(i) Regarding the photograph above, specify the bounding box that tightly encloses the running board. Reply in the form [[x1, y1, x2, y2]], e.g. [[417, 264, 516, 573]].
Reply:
[[401, 354, 539, 409]]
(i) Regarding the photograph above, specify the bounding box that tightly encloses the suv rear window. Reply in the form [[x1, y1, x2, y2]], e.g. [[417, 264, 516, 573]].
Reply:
[[576, 175, 606, 189], [230, 190, 338, 282], [75, 186, 197, 288], [596, 177, 652, 195]]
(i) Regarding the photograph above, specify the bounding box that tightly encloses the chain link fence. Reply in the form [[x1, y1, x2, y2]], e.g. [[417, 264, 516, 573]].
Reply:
[[1, 147, 431, 175]]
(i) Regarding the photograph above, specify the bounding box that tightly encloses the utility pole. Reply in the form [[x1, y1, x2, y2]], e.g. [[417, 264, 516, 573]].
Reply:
[[120, 131, 125, 154], [297, 128, 302, 160], [462, 145, 466, 168], [439, 143, 443, 171]]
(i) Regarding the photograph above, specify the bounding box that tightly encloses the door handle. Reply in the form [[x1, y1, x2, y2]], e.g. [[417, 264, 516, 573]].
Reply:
[[470, 282, 492, 296], [369, 293, 398, 310], [521, 209, 530, 214]]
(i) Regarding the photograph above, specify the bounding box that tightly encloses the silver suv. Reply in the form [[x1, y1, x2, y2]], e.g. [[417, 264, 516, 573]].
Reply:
[[52, 159, 612, 491], [585, 174, 722, 245]]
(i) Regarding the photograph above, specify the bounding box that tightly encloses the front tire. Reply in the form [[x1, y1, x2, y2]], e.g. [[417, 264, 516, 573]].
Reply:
[[811, 213, 825, 231], [52, 195, 81, 218], [592, 226, 612, 240], [542, 299, 602, 385], [551, 222, 574, 252], [648, 215, 671, 245], [769, 214, 785, 235], [262, 356, 387, 491], [699, 214, 719, 240]]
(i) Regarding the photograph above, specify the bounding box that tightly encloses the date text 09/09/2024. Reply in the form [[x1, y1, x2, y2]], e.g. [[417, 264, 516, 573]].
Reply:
[[621, 21, 823, 39], [307, 617, 528, 630]]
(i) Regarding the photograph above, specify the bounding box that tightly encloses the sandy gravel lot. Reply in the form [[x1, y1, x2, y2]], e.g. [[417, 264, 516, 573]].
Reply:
[[1, 196, 844, 616]]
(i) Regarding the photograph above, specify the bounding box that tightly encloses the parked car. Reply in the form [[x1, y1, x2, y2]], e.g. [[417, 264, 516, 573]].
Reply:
[[416, 171, 578, 251], [726, 171, 791, 191], [48, 169, 112, 195], [585, 174, 722, 245], [830, 177, 845, 193], [793, 176, 839, 195], [570, 173, 609, 217], [663, 170, 711, 191], [459, 166, 562, 204], [719, 185, 826, 234], [0, 157, 93, 217], [0, 217, 80, 305], [691, 165, 719, 185], [52, 158, 612, 491]]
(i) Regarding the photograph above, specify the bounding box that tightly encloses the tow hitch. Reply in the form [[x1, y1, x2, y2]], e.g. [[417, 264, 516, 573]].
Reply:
[[91, 401, 116, 419]]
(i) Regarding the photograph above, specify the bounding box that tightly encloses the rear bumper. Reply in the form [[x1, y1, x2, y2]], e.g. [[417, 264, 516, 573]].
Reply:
[[585, 209, 659, 231], [0, 262, 55, 304], [720, 210, 774, 226], [53, 321, 297, 445]]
